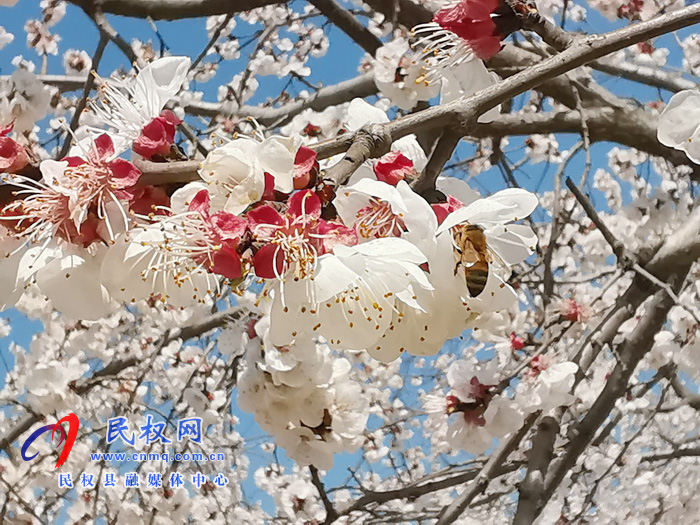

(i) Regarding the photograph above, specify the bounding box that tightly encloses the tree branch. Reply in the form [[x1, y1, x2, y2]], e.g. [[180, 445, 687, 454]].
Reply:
[[66, 0, 281, 20], [310, 465, 339, 523], [435, 413, 539, 525], [309, 0, 383, 56], [513, 416, 559, 525], [565, 177, 631, 264], [0, 307, 243, 453], [411, 130, 462, 194], [321, 124, 392, 186], [58, 33, 109, 158], [520, 206, 700, 517]]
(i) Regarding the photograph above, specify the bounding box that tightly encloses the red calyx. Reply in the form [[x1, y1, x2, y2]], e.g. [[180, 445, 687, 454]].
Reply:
[[133, 110, 182, 160], [374, 151, 413, 186]]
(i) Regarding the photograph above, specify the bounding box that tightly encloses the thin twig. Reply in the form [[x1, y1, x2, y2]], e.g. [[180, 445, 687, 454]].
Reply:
[[58, 33, 109, 158], [190, 14, 233, 72], [565, 177, 630, 264]]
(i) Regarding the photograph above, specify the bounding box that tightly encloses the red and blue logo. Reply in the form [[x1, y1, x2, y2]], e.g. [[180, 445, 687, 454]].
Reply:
[[21, 413, 79, 468]]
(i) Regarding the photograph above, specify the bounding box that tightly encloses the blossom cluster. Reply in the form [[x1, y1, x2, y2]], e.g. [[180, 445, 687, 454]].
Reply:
[[0, 52, 540, 467], [0, 55, 538, 366], [238, 316, 370, 469]]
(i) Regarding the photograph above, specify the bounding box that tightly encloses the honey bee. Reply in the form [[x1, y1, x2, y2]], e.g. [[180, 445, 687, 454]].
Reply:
[[451, 223, 503, 298]]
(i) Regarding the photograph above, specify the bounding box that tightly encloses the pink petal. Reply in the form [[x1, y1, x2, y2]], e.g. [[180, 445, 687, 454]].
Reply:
[[433, 0, 501, 60], [0, 137, 28, 173], [262, 172, 277, 200], [62, 156, 86, 167], [253, 243, 285, 279], [188, 189, 211, 216], [294, 146, 317, 179], [129, 186, 171, 216], [374, 151, 414, 185], [133, 117, 172, 159], [247, 204, 285, 228], [211, 211, 247, 241], [288, 190, 321, 220], [210, 242, 243, 280], [109, 158, 142, 189], [91, 133, 115, 163], [160, 109, 182, 130], [316, 220, 358, 254], [0, 122, 14, 137], [431, 195, 464, 225]]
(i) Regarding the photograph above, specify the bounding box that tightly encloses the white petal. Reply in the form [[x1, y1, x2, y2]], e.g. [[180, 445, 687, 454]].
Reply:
[[485, 223, 537, 266], [0, 237, 24, 310], [396, 180, 438, 256], [36, 251, 114, 320], [439, 60, 501, 123], [657, 90, 700, 155], [134, 56, 191, 119], [437, 189, 538, 233], [437, 199, 513, 234], [393, 135, 428, 172], [170, 182, 209, 214], [682, 126, 700, 164], [313, 255, 359, 304], [318, 291, 392, 350], [436, 176, 480, 205], [345, 98, 389, 130], [485, 188, 539, 220], [465, 272, 517, 313], [257, 136, 295, 193], [335, 237, 426, 265], [39, 159, 71, 193]]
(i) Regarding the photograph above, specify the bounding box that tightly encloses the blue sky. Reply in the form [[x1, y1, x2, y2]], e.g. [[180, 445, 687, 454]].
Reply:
[[0, 0, 697, 519]]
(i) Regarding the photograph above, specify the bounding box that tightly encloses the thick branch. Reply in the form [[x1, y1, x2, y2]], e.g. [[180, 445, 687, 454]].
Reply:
[[533, 207, 700, 515], [642, 447, 700, 462], [188, 72, 378, 125], [66, 0, 281, 20], [411, 130, 462, 193], [513, 417, 559, 525], [335, 462, 523, 520], [13, 72, 378, 128], [565, 177, 630, 263], [310, 466, 339, 523], [593, 60, 698, 93], [538, 283, 687, 516], [308, 5, 700, 171], [322, 124, 392, 186], [470, 109, 700, 180]]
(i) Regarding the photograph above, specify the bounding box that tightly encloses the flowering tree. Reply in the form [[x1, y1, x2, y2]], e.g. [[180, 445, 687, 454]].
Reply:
[[0, 0, 699, 523]]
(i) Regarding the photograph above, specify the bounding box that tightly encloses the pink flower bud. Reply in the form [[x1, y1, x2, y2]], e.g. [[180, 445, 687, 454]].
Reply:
[[510, 332, 525, 351]]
